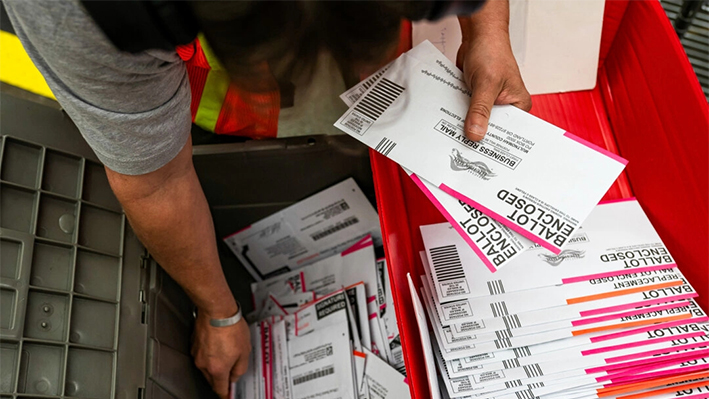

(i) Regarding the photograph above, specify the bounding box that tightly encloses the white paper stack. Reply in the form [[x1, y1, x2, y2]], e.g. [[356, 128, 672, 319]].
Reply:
[[223, 178, 383, 280], [234, 236, 411, 399], [413, 199, 708, 399]]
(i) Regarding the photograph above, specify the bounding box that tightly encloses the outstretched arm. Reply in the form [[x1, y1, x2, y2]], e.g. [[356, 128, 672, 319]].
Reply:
[[458, 0, 532, 141], [106, 138, 250, 399]]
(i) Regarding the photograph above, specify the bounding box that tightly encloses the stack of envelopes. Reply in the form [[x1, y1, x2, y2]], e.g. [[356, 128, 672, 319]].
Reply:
[[418, 199, 707, 399], [333, 42, 708, 398], [228, 180, 409, 399]]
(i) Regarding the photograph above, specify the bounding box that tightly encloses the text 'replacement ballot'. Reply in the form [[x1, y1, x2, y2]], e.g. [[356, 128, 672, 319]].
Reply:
[[334, 41, 627, 255]]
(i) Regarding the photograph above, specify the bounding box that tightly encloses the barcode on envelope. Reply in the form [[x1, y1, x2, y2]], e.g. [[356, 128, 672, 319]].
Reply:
[[430, 245, 465, 282], [502, 314, 522, 330], [375, 137, 397, 156], [513, 346, 532, 358], [354, 78, 405, 121], [292, 366, 335, 385], [523, 364, 544, 378], [362, 68, 388, 91], [487, 280, 506, 295], [490, 301, 509, 317], [514, 390, 535, 399], [310, 216, 359, 241]]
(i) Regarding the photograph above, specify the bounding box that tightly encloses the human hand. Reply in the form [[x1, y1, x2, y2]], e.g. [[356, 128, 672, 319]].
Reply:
[[192, 307, 251, 399], [457, 1, 532, 141]]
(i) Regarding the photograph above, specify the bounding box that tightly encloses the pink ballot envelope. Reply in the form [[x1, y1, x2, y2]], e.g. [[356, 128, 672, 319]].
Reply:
[[334, 41, 627, 255], [420, 199, 677, 305]]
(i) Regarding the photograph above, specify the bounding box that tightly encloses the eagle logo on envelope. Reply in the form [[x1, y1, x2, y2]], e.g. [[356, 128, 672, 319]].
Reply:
[[449, 149, 496, 180], [538, 249, 586, 266]]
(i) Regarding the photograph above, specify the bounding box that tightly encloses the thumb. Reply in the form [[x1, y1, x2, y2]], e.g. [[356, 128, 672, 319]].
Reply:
[[464, 82, 498, 141]]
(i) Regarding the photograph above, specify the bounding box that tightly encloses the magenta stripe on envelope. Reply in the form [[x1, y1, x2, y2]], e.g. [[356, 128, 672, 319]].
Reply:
[[439, 183, 562, 255], [563, 131, 629, 165], [409, 174, 498, 273]]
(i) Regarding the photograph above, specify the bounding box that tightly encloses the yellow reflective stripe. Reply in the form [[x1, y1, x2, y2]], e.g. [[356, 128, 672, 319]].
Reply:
[[0, 31, 56, 99], [193, 69, 230, 131], [197, 32, 225, 71]]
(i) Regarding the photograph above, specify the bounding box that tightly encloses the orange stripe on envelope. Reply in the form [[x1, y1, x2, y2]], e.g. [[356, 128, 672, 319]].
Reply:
[[616, 378, 709, 399], [567, 280, 683, 305], [596, 371, 709, 397], [571, 313, 693, 336]]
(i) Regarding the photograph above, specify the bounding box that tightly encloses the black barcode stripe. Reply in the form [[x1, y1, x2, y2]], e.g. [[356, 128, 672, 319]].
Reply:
[[311, 216, 359, 241], [513, 346, 532, 358], [505, 380, 522, 389], [491, 301, 509, 317], [487, 280, 506, 295], [354, 103, 380, 121], [496, 329, 513, 340], [529, 382, 544, 389], [354, 78, 404, 122], [368, 87, 397, 106], [375, 137, 397, 156], [494, 338, 512, 349], [503, 359, 520, 369], [371, 86, 399, 104], [515, 390, 535, 399], [292, 366, 335, 385], [381, 78, 405, 93], [360, 97, 388, 115], [523, 364, 543, 379], [503, 314, 522, 330], [430, 245, 465, 282]]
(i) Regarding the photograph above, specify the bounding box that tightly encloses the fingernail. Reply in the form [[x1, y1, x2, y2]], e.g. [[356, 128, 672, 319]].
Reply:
[[469, 124, 486, 140]]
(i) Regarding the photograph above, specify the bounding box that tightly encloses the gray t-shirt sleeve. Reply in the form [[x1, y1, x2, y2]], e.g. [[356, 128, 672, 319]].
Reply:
[[4, 0, 192, 175]]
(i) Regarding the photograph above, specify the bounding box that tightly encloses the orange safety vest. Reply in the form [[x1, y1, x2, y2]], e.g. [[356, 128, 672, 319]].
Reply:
[[177, 23, 411, 138], [176, 33, 280, 138]]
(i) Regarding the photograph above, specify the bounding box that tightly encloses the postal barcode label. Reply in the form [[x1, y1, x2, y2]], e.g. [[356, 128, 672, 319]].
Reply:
[[502, 314, 522, 330], [512, 346, 532, 358], [355, 78, 405, 120], [487, 280, 506, 295], [504, 380, 523, 389], [310, 216, 359, 241], [375, 137, 397, 156], [514, 390, 535, 399], [523, 364, 544, 378], [292, 365, 335, 386], [344, 67, 390, 104], [430, 244, 471, 298], [339, 78, 405, 136], [490, 301, 510, 317]]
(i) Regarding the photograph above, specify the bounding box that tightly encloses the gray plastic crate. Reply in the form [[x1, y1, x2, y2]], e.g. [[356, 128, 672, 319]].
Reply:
[[0, 134, 132, 398], [1, 94, 375, 399]]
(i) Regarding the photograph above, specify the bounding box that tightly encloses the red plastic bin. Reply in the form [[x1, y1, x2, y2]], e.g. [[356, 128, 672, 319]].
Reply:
[[372, 1, 709, 398]]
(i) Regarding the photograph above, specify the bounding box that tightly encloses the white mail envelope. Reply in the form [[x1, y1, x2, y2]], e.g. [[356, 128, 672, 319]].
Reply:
[[362, 348, 411, 399], [343, 46, 531, 270], [251, 236, 379, 311], [288, 319, 356, 399], [408, 273, 441, 399], [421, 199, 677, 304], [448, 321, 709, 375], [518, 350, 709, 399], [406, 169, 532, 272], [449, 323, 709, 382], [224, 178, 381, 280], [334, 41, 627, 254]]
